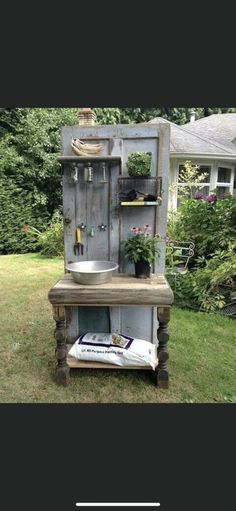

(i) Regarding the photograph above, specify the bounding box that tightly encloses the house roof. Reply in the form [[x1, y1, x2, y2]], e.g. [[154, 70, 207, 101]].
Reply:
[[184, 113, 236, 150], [149, 115, 236, 159]]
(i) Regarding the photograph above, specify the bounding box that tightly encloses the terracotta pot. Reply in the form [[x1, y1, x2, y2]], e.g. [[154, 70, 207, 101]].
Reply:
[[134, 260, 151, 279]]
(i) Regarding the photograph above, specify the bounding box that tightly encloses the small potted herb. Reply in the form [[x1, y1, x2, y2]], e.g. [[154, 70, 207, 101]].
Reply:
[[122, 224, 160, 278], [126, 151, 152, 177]]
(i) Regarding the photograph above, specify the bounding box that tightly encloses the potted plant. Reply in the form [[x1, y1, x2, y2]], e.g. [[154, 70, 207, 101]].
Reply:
[[122, 224, 160, 278], [126, 151, 152, 177]]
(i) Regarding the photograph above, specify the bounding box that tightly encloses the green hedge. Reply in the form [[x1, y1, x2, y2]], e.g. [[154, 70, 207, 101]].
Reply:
[[0, 179, 48, 254]]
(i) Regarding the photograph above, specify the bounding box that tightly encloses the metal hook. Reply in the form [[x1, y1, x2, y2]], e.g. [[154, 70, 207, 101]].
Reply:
[[98, 223, 107, 232], [89, 226, 95, 237]]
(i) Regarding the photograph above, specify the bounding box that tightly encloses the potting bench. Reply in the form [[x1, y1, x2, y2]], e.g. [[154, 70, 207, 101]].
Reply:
[[48, 273, 173, 387], [48, 121, 173, 388]]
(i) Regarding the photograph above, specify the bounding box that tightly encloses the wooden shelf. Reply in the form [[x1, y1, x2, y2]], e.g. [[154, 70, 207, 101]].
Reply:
[[120, 201, 161, 206], [118, 176, 158, 180], [58, 156, 121, 164], [48, 273, 174, 307], [67, 345, 158, 371]]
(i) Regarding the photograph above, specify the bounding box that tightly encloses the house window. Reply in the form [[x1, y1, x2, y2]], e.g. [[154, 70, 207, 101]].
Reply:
[[217, 167, 231, 183], [216, 186, 230, 199], [177, 164, 211, 205], [216, 166, 233, 198]]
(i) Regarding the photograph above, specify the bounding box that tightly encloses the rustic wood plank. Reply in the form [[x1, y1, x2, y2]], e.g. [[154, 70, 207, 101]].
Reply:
[[48, 274, 174, 306], [155, 123, 170, 274], [120, 306, 153, 342], [59, 156, 122, 163], [109, 137, 122, 336], [119, 131, 159, 343], [109, 308, 121, 334], [67, 356, 154, 370], [51, 273, 167, 284], [62, 131, 80, 342], [63, 165, 77, 266], [62, 124, 161, 142], [75, 140, 114, 334], [120, 202, 160, 206], [62, 164, 79, 342], [67, 345, 158, 370]]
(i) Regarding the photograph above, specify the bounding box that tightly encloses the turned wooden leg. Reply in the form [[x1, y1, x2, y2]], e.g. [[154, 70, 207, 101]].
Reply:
[[156, 307, 170, 389], [53, 306, 70, 385]]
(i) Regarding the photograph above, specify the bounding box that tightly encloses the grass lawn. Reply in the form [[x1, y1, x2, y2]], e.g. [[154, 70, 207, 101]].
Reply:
[[0, 253, 236, 403]]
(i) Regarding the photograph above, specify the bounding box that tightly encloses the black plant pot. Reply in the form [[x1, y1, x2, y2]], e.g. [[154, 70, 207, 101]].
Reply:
[[134, 260, 151, 279]]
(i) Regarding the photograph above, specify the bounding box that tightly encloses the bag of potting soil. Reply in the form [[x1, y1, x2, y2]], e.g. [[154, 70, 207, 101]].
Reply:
[[68, 332, 158, 370]]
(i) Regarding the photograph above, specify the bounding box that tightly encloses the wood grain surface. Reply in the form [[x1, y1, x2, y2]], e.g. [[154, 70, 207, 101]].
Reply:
[[48, 273, 174, 306]]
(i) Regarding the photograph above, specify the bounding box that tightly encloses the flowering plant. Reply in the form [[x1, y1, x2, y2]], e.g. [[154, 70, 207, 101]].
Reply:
[[122, 224, 160, 263], [194, 192, 217, 203]]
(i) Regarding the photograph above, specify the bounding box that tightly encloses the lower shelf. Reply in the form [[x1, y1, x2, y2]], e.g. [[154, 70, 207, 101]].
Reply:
[[120, 201, 160, 206], [67, 344, 157, 371]]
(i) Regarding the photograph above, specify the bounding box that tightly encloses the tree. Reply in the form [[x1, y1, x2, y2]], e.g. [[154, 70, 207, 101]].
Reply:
[[1, 107, 235, 253], [175, 160, 209, 199]]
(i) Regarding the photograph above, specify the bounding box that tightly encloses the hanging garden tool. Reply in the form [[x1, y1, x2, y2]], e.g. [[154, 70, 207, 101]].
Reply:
[[74, 226, 84, 256], [99, 162, 108, 184], [84, 162, 93, 183]]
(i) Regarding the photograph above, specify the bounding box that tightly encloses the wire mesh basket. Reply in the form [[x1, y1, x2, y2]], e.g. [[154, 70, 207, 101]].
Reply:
[[220, 301, 236, 317], [118, 177, 162, 202]]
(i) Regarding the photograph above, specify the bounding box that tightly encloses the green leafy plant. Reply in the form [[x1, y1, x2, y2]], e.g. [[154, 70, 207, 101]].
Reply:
[[167, 196, 236, 260], [166, 271, 226, 312], [0, 177, 48, 254], [24, 211, 64, 257], [165, 245, 184, 272], [122, 225, 160, 263], [166, 243, 236, 312], [126, 151, 152, 177]]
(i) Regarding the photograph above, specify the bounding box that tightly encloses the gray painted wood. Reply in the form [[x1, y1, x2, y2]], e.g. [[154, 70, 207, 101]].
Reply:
[[118, 133, 160, 342], [62, 124, 161, 147], [48, 274, 174, 306], [63, 165, 76, 266], [75, 142, 111, 334], [109, 309, 121, 334], [59, 156, 121, 163], [78, 307, 110, 335], [109, 138, 122, 336], [63, 165, 78, 342], [155, 123, 170, 274], [60, 123, 170, 343]]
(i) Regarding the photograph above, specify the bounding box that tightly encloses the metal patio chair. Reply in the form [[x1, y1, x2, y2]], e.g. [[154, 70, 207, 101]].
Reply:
[[166, 240, 195, 275]]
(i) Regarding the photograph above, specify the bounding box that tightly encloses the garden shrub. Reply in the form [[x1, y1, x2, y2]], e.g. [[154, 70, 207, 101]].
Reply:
[[168, 196, 236, 260], [166, 195, 236, 311], [24, 212, 64, 257], [167, 268, 226, 312], [38, 213, 64, 257], [0, 178, 48, 254]]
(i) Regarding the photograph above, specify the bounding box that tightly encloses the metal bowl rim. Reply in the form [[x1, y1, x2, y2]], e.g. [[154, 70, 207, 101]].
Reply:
[[66, 261, 119, 274]]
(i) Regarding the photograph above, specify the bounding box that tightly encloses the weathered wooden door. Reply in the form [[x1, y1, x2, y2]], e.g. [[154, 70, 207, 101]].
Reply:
[[62, 123, 170, 343]]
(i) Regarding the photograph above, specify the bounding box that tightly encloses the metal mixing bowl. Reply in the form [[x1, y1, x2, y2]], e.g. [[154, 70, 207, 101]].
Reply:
[[66, 261, 119, 285]]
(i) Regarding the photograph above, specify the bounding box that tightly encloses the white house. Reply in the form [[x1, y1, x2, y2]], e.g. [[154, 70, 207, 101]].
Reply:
[[149, 113, 236, 209]]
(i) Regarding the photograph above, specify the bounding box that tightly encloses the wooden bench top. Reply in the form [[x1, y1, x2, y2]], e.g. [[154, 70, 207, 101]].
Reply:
[[48, 273, 174, 306]]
